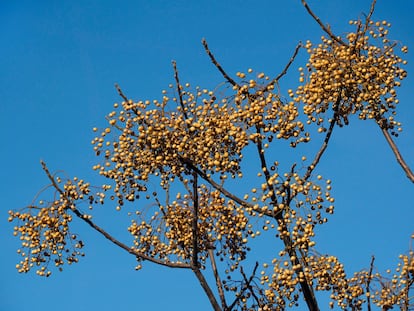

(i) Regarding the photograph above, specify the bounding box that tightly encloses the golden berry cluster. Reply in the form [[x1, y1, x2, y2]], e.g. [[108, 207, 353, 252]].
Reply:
[[128, 185, 249, 268], [8, 175, 112, 276], [293, 20, 407, 134], [370, 244, 414, 309]]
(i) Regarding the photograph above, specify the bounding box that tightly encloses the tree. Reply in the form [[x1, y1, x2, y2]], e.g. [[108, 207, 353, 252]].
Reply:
[[8, 0, 413, 310]]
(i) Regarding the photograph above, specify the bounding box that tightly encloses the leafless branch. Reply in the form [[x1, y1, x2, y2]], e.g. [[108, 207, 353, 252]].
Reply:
[[179, 157, 254, 211], [301, 0, 347, 46], [240, 264, 262, 307], [228, 262, 259, 310], [380, 128, 414, 183], [193, 267, 222, 311], [208, 248, 227, 310], [367, 256, 375, 311], [172, 60, 188, 119], [114, 83, 129, 102], [192, 172, 199, 267], [279, 223, 320, 311], [262, 42, 302, 92], [303, 97, 340, 182], [253, 124, 278, 210], [40, 160, 191, 269], [366, 0, 377, 24], [202, 38, 239, 88]]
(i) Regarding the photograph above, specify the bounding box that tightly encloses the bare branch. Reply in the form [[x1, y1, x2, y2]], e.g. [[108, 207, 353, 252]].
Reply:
[[380, 128, 414, 183], [208, 248, 227, 310], [192, 172, 199, 267], [366, 0, 377, 24], [366, 256, 375, 311], [40, 160, 191, 269], [202, 38, 239, 88], [172, 60, 188, 119], [179, 157, 254, 211], [193, 267, 222, 311], [253, 124, 278, 210], [301, 0, 347, 46], [228, 262, 259, 310], [262, 42, 302, 92], [240, 263, 262, 307], [303, 97, 340, 182], [114, 83, 129, 102]]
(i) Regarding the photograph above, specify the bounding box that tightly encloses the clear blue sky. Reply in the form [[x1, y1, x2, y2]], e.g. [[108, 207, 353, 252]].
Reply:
[[1, 1, 413, 310]]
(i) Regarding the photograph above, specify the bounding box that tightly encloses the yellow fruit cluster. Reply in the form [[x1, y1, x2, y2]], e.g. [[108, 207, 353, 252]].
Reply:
[[294, 20, 407, 134], [128, 185, 249, 268], [8, 202, 81, 276], [371, 249, 414, 309], [91, 78, 307, 211], [7, 176, 112, 276]]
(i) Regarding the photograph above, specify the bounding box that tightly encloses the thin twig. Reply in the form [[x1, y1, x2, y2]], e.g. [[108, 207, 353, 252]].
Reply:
[[202, 38, 239, 88], [262, 42, 302, 92], [301, 0, 347, 46], [367, 256, 375, 311], [365, 0, 377, 25], [303, 97, 340, 182], [40, 160, 191, 269], [114, 83, 129, 102], [208, 248, 227, 310], [172, 61, 188, 119], [227, 262, 259, 310], [380, 128, 414, 183], [240, 264, 262, 307], [192, 172, 199, 267]]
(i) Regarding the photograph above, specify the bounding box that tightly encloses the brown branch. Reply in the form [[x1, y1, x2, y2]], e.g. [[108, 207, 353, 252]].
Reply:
[[262, 42, 302, 92], [192, 172, 199, 267], [180, 157, 254, 210], [172, 60, 188, 119], [40, 160, 191, 269], [193, 267, 222, 311], [366, 256, 375, 311], [380, 128, 414, 183], [239, 263, 262, 308], [303, 98, 340, 182], [254, 124, 279, 212], [208, 248, 227, 310], [280, 228, 320, 311], [114, 83, 129, 102], [365, 0, 377, 25], [227, 262, 259, 310], [202, 38, 239, 88], [301, 0, 347, 46]]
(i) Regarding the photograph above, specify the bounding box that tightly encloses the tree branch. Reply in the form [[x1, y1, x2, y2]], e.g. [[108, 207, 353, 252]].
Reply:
[[301, 0, 347, 46], [114, 83, 129, 102], [179, 157, 254, 211], [240, 264, 262, 308], [40, 160, 191, 269], [208, 248, 227, 310], [303, 101, 339, 182], [380, 128, 414, 183], [253, 124, 279, 213], [227, 262, 259, 310], [193, 267, 222, 311], [202, 38, 239, 88], [366, 256, 375, 311], [172, 60, 188, 119], [192, 172, 199, 267], [262, 42, 302, 92]]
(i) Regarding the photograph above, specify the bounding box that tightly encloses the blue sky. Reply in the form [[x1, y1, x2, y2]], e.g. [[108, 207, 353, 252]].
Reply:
[[1, 1, 413, 310]]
